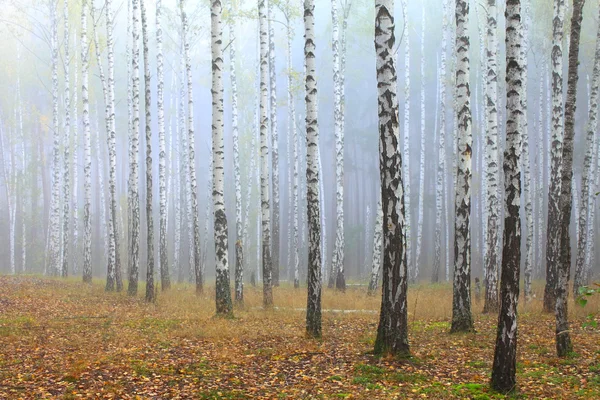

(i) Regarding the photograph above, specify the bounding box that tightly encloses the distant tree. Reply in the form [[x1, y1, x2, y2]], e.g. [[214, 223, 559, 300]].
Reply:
[[81, 0, 92, 284], [211, 0, 233, 316], [304, 0, 322, 338], [491, 0, 524, 392], [62, 0, 71, 278], [368, 198, 383, 295], [451, 0, 474, 333], [373, 0, 409, 357], [415, 4, 426, 283], [259, 0, 273, 307]]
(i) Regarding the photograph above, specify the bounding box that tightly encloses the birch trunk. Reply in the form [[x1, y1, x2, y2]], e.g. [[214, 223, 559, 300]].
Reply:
[[434, 0, 449, 284], [522, 0, 534, 302], [543, 0, 566, 313], [400, 0, 412, 278], [555, 0, 584, 357], [82, 0, 92, 283], [211, 0, 233, 315], [483, 0, 500, 314], [374, 0, 409, 356], [331, 0, 346, 291], [16, 47, 26, 273], [491, 0, 524, 392], [230, 18, 244, 305], [259, 0, 274, 307], [61, 0, 71, 278], [267, 0, 281, 287], [574, 1, 600, 296], [451, 0, 474, 333], [415, 6, 426, 283], [304, 0, 322, 338], [156, 0, 169, 291], [141, 0, 155, 303], [128, 0, 141, 296], [181, 0, 203, 294], [368, 198, 383, 295]]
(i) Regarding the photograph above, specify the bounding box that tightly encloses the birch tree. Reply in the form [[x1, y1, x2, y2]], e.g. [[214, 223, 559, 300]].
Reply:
[[211, 0, 233, 316], [374, 0, 409, 357], [543, 0, 566, 313], [157, 0, 170, 291], [451, 0, 474, 333], [574, 0, 600, 296], [368, 198, 383, 295], [128, 0, 141, 296], [229, 12, 244, 304], [491, 0, 524, 392], [304, 0, 322, 338], [483, 0, 500, 314], [82, 0, 92, 283], [415, 5, 426, 283], [141, 0, 155, 303], [554, 0, 585, 357], [259, 0, 273, 307], [267, 0, 281, 287], [62, 0, 71, 278]]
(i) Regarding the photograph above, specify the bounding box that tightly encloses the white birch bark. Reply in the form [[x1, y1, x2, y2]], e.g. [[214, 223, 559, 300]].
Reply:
[[49, 0, 61, 276], [304, 0, 322, 338], [483, 0, 500, 314], [62, 0, 71, 278], [128, 0, 141, 295], [331, 0, 345, 291], [414, 6, 426, 283], [259, 0, 273, 307], [543, 0, 566, 313], [230, 17, 244, 304], [368, 198, 383, 295], [267, 0, 281, 287], [180, 0, 203, 294], [82, 0, 92, 283], [374, 0, 409, 356], [141, 0, 155, 302], [451, 0, 474, 333], [156, 0, 169, 292], [574, 2, 600, 295], [491, 0, 524, 391], [400, 0, 412, 277]]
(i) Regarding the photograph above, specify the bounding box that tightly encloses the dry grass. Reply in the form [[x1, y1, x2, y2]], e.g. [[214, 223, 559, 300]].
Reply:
[[0, 275, 598, 399]]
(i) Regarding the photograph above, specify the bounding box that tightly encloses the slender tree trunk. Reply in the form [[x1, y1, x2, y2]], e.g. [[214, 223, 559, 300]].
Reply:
[[555, 0, 585, 357], [49, 0, 61, 277], [368, 198, 383, 295], [331, 0, 346, 292], [62, 0, 71, 278], [82, 0, 92, 283], [304, 0, 322, 338], [267, 0, 280, 287], [71, 30, 79, 276], [400, 0, 412, 279], [180, 0, 203, 294], [491, 0, 524, 392], [16, 47, 26, 274], [156, 0, 169, 292], [211, 0, 233, 315], [451, 0, 474, 333], [259, 0, 273, 307], [141, 0, 155, 303], [483, 0, 500, 314], [574, 1, 600, 296], [543, 0, 566, 313], [522, 0, 533, 302], [415, 5, 426, 283], [230, 17, 244, 305], [128, 0, 141, 296]]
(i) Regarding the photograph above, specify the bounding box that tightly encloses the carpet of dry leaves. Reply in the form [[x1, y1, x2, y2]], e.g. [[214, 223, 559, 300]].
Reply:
[[0, 275, 598, 399]]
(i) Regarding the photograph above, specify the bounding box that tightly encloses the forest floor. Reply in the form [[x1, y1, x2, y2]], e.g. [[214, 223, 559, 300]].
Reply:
[[0, 276, 599, 399]]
